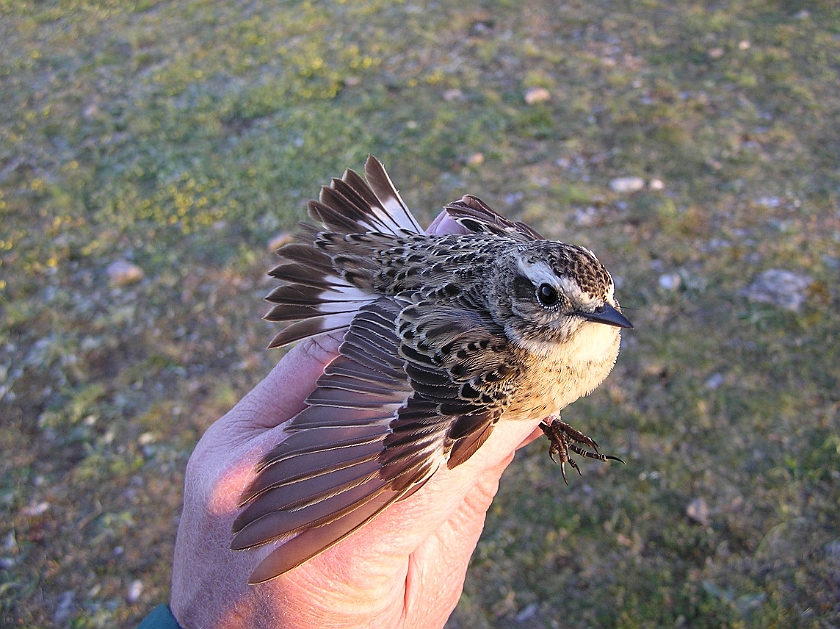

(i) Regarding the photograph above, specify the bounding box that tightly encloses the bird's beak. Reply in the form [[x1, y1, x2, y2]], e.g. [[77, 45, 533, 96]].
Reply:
[[581, 304, 633, 329]]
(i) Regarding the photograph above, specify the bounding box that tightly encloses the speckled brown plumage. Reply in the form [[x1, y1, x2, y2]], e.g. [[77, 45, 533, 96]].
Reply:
[[232, 156, 632, 583]]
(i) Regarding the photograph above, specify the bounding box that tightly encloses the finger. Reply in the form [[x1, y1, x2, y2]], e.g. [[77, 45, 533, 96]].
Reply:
[[516, 425, 546, 449], [289, 415, 539, 583], [400, 458, 508, 628], [226, 331, 343, 434], [186, 332, 344, 484]]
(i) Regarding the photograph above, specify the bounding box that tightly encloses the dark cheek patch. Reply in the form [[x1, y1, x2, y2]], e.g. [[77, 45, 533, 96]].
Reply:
[[513, 275, 535, 300]]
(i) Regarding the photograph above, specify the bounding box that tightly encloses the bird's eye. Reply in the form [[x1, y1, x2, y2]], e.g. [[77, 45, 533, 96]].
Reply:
[[536, 283, 559, 307]]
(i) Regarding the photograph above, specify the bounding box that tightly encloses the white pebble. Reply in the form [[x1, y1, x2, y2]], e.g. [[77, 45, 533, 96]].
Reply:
[[21, 501, 50, 517], [524, 87, 551, 104], [127, 579, 144, 603], [705, 373, 724, 389], [686, 497, 710, 526], [106, 259, 144, 287], [610, 176, 645, 193], [744, 269, 813, 311], [658, 273, 681, 291]]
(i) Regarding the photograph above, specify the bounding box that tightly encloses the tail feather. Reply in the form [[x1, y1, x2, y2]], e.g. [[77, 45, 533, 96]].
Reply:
[[306, 156, 421, 237], [363, 156, 422, 233], [264, 156, 424, 349], [267, 263, 343, 288], [267, 313, 356, 348], [264, 284, 370, 307], [272, 242, 334, 271]]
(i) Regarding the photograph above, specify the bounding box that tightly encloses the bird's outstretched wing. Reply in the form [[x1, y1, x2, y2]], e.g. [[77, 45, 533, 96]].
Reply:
[[232, 296, 512, 583], [444, 194, 545, 242]]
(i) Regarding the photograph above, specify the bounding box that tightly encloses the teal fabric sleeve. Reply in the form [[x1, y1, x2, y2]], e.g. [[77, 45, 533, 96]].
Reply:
[[137, 604, 182, 629]]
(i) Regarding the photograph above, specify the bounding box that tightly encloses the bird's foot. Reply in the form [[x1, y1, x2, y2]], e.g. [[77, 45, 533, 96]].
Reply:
[[539, 415, 623, 484]]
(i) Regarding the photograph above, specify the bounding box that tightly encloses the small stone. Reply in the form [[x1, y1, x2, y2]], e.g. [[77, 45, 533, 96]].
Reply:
[[708, 47, 724, 59], [524, 87, 551, 105], [53, 590, 75, 624], [659, 273, 681, 291], [267, 232, 294, 252], [744, 269, 813, 311], [504, 192, 524, 206], [649, 178, 665, 191], [756, 196, 780, 208], [515, 602, 539, 622], [466, 152, 484, 166], [21, 501, 50, 517], [127, 579, 144, 603], [3, 531, 17, 551], [686, 497, 710, 526], [107, 259, 144, 287], [443, 88, 464, 102], [610, 176, 645, 193], [704, 373, 725, 390]]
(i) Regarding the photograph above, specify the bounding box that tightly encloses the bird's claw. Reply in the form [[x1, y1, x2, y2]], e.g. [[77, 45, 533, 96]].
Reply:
[[539, 415, 623, 484]]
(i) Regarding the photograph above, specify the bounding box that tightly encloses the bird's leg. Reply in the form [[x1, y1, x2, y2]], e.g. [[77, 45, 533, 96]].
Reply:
[[538, 415, 624, 485]]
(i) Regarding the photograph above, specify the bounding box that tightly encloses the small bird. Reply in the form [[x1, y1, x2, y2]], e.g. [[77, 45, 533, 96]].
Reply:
[[231, 156, 632, 583]]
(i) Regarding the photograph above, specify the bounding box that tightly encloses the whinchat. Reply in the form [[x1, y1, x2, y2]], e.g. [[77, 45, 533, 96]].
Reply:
[[231, 156, 632, 583]]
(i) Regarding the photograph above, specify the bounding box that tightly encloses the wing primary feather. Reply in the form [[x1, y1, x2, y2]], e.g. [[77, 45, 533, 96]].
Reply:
[[447, 421, 495, 468], [235, 459, 383, 527], [240, 446, 383, 505], [232, 477, 392, 550], [306, 385, 406, 408], [323, 360, 401, 386], [256, 425, 388, 468], [246, 487, 403, 583], [287, 404, 401, 430]]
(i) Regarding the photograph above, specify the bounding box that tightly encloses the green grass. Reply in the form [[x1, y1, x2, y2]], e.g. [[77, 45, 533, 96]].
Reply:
[[2, 1, 839, 627]]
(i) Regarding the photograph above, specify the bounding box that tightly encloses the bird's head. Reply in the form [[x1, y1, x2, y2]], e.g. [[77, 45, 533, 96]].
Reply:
[[492, 241, 632, 360]]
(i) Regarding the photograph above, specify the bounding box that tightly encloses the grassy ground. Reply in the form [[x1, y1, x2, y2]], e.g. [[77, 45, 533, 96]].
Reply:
[[2, 0, 839, 627]]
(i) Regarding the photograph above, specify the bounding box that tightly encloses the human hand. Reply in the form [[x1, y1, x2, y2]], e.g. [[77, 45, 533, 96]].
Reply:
[[169, 213, 544, 629]]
